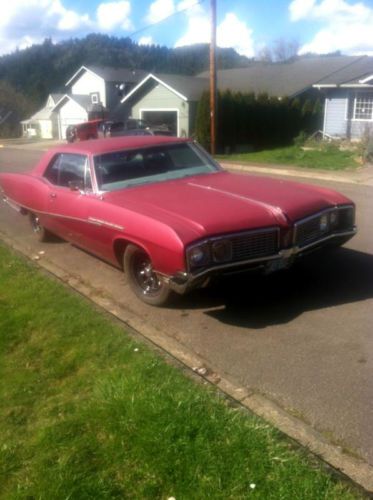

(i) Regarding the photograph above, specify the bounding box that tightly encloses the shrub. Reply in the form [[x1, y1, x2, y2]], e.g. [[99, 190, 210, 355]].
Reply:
[[195, 90, 322, 153]]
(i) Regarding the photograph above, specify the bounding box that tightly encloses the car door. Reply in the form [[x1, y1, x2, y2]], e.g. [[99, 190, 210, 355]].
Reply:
[[43, 153, 93, 243]]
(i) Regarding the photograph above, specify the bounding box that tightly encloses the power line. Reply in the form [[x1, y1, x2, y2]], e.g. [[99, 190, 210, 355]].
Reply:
[[128, 0, 206, 41]]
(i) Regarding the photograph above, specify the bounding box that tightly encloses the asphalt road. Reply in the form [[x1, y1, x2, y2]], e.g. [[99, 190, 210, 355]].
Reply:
[[1, 147, 373, 469]]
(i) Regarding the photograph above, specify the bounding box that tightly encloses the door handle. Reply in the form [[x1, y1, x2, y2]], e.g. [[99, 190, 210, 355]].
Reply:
[[49, 193, 57, 199]]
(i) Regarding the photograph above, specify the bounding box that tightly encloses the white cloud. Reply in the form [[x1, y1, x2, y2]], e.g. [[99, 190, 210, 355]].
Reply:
[[96, 1, 132, 31], [175, 7, 255, 58], [138, 36, 154, 45], [0, 0, 135, 56], [289, 0, 373, 54], [217, 13, 255, 58], [145, 0, 175, 24]]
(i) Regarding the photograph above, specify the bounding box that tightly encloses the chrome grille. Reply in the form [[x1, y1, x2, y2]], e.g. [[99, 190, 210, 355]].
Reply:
[[230, 229, 279, 262], [294, 206, 354, 248], [295, 214, 332, 247]]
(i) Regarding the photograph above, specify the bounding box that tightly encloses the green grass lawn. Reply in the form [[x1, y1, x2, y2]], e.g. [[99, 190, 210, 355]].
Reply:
[[217, 145, 360, 171], [0, 243, 361, 499]]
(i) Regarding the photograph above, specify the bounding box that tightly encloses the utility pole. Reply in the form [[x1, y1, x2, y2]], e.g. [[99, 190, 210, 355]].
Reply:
[[210, 0, 217, 155]]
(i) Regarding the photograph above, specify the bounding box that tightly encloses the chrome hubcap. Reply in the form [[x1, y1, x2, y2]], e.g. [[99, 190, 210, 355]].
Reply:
[[31, 215, 41, 233], [135, 257, 161, 295]]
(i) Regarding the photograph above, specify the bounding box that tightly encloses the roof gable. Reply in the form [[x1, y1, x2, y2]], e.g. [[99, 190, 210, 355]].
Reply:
[[52, 94, 91, 112], [120, 73, 208, 104], [65, 65, 148, 87]]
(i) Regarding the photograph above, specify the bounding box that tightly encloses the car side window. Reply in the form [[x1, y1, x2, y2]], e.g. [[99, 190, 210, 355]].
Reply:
[[44, 154, 92, 190]]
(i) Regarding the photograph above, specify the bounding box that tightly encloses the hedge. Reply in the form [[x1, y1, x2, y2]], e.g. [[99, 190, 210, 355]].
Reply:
[[195, 90, 322, 153]]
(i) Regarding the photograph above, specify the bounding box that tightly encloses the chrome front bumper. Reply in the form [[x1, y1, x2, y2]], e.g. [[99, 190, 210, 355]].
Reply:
[[167, 227, 357, 294]]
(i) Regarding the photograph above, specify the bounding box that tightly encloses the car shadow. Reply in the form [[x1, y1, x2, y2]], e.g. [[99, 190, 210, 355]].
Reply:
[[173, 247, 373, 328]]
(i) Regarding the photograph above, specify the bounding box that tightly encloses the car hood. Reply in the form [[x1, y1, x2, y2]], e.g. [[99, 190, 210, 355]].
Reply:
[[103, 171, 349, 241]]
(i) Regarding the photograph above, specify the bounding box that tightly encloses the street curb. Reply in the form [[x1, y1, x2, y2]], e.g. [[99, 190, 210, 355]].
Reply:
[[221, 161, 373, 187], [0, 228, 372, 495]]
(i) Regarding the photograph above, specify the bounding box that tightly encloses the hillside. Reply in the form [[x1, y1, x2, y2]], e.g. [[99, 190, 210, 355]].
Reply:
[[0, 34, 252, 108]]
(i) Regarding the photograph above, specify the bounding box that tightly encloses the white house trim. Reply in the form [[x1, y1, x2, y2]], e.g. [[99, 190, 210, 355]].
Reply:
[[51, 94, 87, 113], [139, 107, 180, 137], [121, 73, 188, 104], [65, 65, 100, 87], [313, 84, 337, 89], [340, 83, 373, 88], [322, 96, 328, 136], [359, 74, 373, 84]]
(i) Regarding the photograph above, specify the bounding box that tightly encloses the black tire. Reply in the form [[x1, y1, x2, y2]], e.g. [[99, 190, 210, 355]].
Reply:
[[123, 244, 173, 306], [29, 213, 52, 242]]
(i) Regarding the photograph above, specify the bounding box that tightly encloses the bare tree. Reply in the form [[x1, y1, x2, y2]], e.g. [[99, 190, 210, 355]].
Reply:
[[256, 38, 300, 63], [272, 38, 300, 62]]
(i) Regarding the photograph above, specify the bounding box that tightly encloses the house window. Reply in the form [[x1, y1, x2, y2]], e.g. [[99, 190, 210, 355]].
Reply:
[[91, 93, 99, 104], [354, 94, 373, 120]]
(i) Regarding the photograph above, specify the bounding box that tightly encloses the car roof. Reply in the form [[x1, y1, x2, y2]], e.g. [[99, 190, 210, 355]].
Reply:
[[55, 136, 190, 155]]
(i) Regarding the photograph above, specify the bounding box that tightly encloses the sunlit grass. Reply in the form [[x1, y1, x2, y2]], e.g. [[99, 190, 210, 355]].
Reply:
[[218, 145, 359, 170], [0, 243, 361, 499]]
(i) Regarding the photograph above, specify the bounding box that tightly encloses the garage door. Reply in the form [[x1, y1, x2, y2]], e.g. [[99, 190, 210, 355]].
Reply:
[[141, 110, 178, 136]]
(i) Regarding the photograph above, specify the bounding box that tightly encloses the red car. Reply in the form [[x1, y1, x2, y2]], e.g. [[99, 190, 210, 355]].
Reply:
[[0, 136, 356, 306], [66, 119, 104, 142]]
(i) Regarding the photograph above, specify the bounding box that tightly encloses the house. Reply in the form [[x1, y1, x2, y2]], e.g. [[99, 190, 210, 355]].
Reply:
[[313, 56, 373, 140], [22, 65, 147, 140], [21, 56, 373, 141], [122, 56, 370, 138], [52, 65, 148, 139], [119, 73, 209, 137], [21, 93, 63, 138]]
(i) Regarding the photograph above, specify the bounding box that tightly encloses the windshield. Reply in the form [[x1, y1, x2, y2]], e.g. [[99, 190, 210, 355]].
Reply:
[[93, 142, 220, 191]]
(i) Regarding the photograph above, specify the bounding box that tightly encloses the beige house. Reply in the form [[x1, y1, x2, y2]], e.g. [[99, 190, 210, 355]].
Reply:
[[21, 94, 62, 139]]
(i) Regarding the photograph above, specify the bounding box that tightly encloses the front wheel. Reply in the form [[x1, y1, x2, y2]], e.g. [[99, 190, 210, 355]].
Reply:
[[29, 213, 52, 242], [123, 244, 173, 306]]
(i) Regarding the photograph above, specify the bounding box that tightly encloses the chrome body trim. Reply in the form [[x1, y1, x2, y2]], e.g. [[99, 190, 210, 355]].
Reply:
[[170, 227, 357, 294], [2, 195, 22, 213]]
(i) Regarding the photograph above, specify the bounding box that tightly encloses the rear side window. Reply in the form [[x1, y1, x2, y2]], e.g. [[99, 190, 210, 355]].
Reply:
[[44, 153, 92, 190]]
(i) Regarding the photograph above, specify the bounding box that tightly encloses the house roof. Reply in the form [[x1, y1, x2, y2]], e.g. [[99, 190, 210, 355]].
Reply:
[[154, 74, 209, 100], [120, 73, 209, 104], [121, 56, 372, 104], [312, 56, 373, 87], [198, 56, 368, 97], [65, 65, 148, 87], [52, 94, 91, 112], [50, 93, 64, 103]]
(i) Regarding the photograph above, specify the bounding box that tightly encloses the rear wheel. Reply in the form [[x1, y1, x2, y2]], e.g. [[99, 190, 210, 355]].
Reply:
[[123, 244, 173, 306], [29, 213, 52, 242]]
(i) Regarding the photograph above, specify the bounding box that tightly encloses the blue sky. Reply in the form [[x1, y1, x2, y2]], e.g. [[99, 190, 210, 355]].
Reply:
[[1, 0, 373, 57]]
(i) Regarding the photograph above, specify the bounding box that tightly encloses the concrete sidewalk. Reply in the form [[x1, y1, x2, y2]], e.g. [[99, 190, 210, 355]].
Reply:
[[221, 160, 373, 187]]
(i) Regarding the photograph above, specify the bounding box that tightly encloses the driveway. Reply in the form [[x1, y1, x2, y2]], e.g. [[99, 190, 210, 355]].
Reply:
[[1, 145, 372, 490]]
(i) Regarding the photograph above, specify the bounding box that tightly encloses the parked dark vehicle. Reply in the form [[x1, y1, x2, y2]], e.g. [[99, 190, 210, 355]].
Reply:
[[105, 119, 172, 138]]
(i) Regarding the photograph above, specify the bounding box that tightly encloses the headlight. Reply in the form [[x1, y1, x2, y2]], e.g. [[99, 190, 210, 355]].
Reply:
[[330, 210, 338, 227], [337, 206, 355, 230], [187, 243, 210, 269], [319, 214, 329, 232], [211, 239, 232, 263]]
